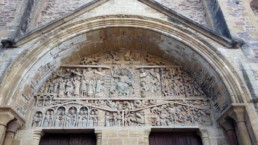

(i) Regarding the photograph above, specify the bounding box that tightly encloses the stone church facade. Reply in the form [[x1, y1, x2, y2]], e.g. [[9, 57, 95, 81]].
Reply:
[[0, 0, 258, 145]]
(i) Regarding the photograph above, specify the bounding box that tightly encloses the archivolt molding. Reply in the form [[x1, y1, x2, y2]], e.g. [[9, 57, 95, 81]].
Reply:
[[0, 15, 248, 119]]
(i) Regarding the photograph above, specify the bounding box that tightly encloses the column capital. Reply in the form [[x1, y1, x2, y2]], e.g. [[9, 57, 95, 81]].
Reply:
[[228, 106, 245, 123], [0, 113, 14, 126], [0, 107, 25, 126], [219, 119, 234, 131], [217, 105, 246, 124], [6, 120, 23, 133]]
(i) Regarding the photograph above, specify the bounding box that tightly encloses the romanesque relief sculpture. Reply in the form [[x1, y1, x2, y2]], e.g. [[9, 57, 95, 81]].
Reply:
[[38, 67, 108, 98], [188, 64, 229, 114], [110, 67, 135, 97], [31, 105, 99, 128], [139, 68, 162, 98], [161, 68, 185, 97], [150, 101, 211, 126], [105, 111, 145, 127], [124, 111, 145, 126], [31, 49, 214, 128], [32, 111, 43, 127]]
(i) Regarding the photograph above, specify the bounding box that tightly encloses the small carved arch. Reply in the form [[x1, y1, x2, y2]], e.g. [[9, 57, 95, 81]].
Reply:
[[68, 106, 77, 115], [251, 0, 258, 16], [79, 106, 89, 115], [57, 106, 66, 115]]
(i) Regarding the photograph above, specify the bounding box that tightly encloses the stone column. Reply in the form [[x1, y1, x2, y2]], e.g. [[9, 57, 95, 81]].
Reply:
[[3, 120, 23, 145], [220, 119, 239, 145], [198, 129, 210, 145], [0, 112, 15, 145], [144, 129, 151, 145], [95, 129, 102, 145], [229, 106, 252, 145], [31, 131, 43, 145]]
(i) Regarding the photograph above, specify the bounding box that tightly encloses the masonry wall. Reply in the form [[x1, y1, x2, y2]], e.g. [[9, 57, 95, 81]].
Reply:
[[217, 0, 258, 110], [0, 0, 28, 39]]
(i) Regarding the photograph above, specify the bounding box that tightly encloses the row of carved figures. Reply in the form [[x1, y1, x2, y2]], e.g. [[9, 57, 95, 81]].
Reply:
[[32, 107, 98, 127], [41, 76, 105, 97], [39, 68, 205, 98], [32, 105, 211, 128]]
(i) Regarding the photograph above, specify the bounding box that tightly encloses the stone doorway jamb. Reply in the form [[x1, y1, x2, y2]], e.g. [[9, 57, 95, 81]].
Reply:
[[197, 129, 210, 145], [218, 105, 252, 145], [0, 107, 25, 145]]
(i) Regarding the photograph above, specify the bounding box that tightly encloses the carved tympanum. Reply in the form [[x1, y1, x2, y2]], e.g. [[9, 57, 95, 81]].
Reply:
[[30, 49, 218, 128]]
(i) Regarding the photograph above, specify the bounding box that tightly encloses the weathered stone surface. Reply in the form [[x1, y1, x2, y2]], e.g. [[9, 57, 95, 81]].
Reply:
[[0, 0, 258, 145], [35, 0, 93, 28], [155, 0, 208, 26]]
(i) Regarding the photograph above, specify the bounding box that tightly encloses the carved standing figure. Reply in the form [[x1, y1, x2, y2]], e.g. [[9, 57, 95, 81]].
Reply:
[[73, 77, 81, 96], [52, 79, 58, 93], [65, 80, 73, 96], [105, 112, 112, 127], [58, 79, 65, 97], [87, 80, 95, 96], [81, 77, 87, 96], [95, 79, 104, 97]]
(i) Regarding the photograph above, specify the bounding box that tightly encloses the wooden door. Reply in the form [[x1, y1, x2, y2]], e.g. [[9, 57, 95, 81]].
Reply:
[[39, 133, 96, 145], [149, 132, 202, 145]]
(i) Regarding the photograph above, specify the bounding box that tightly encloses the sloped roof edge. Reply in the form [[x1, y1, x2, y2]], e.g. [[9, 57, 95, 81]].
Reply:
[[14, 0, 109, 45], [12, 0, 243, 48], [139, 0, 243, 48]]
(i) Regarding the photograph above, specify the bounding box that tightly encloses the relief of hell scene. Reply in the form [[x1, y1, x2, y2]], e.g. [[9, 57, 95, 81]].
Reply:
[[31, 49, 212, 129]]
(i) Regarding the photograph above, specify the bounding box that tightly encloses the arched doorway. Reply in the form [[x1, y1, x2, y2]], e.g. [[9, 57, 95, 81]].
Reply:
[[0, 16, 254, 145]]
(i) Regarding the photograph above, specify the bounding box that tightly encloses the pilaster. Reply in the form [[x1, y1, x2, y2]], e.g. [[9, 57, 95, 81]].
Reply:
[[95, 129, 102, 145]]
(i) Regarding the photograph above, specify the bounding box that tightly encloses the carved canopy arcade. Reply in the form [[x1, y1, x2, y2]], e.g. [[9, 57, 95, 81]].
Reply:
[[30, 49, 212, 129]]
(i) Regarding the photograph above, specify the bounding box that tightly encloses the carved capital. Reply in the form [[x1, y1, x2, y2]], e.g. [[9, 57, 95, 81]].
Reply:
[[219, 119, 234, 131], [0, 113, 14, 126], [228, 106, 245, 123], [0, 107, 25, 126], [6, 120, 23, 133], [217, 105, 246, 124]]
